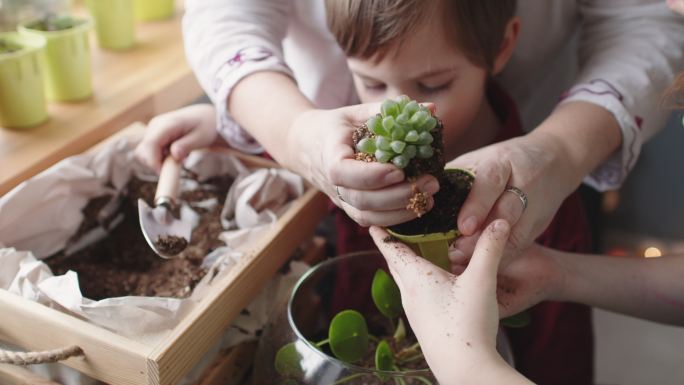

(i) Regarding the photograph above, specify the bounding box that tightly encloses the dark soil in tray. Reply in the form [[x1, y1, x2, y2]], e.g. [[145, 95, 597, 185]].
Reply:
[[46, 173, 234, 300]]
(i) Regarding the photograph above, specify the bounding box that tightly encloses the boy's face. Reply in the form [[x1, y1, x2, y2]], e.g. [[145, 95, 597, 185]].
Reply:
[[347, 18, 490, 156]]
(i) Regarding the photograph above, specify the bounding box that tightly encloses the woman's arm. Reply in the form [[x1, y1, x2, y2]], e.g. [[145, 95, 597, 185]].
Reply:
[[493, 244, 684, 326], [552, 249, 684, 325]]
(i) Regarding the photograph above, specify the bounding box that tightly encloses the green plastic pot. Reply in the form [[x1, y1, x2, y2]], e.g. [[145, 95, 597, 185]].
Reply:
[[19, 18, 93, 102], [387, 168, 475, 271], [86, 0, 135, 50], [133, 0, 174, 21], [0, 32, 48, 128], [386, 228, 458, 271]]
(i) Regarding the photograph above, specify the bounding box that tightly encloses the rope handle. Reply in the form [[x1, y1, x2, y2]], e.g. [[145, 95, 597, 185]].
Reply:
[[0, 345, 83, 365]]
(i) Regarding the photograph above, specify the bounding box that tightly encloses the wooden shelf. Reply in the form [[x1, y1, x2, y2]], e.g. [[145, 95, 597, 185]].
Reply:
[[0, 3, 203, 196]]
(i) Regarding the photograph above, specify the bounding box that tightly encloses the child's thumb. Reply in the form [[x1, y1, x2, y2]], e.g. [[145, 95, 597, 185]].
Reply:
[[464, 220, 509, 285]]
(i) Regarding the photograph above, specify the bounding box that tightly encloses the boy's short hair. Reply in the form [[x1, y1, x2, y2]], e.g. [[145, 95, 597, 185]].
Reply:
[[326, 0, 517, 71]]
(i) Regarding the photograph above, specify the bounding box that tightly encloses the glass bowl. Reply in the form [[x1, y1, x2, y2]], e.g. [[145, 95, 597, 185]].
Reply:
[[252, 250, 514, 385]]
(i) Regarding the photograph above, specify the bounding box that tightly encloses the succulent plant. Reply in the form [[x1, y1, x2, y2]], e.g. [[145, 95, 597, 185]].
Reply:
[[356, 95, 437, 169]]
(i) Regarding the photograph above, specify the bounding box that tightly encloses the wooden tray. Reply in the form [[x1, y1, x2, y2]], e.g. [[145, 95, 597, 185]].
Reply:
[[0, 123, 328, 385]]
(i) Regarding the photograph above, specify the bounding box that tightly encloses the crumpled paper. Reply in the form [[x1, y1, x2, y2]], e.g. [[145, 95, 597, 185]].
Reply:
[[0, 136, 305, 340]]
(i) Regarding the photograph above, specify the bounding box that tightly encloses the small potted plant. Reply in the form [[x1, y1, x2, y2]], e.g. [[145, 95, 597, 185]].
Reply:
[[86, 0, 135, 50], [133, 0, 174, 22], [19, 14, 93, 102], [353, 96, 530, 328], [0, 32, 48, 128], [353, 96, 474, 271]]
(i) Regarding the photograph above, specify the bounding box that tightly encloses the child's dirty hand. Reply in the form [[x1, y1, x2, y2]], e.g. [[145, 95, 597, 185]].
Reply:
[[370, 221, 532, 385], [135, 104, 222, 173], [291, 105, 439, 226]]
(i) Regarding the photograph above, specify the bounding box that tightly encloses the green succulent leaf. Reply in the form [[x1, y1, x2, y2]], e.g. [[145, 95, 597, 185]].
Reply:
[[390, 140, 406, 154], [382, 116, 396, 132], [375, 149, 394, 163], [396, 112, 409, 125], [375, 136, 392, 151], [419, 117, 437, 132], [381, 100, 400, 117], [371, 269, 403, 319], [404, 101, 420, 117], [392, 155, 410, 169], [391, 125, 406, 141], [367, 116, 387, 136], [396, 95, 410, 108], [409, 110, 429, 127], [329, 310, 370, 363], [417, 145, 434, 159], [275, 343, 304, 378], [416, 131, 434, 145], [404, 145, 417, 159], [404, 130, 419, 143], [375, 340, 395, 372], [356, 137, 376, 154]]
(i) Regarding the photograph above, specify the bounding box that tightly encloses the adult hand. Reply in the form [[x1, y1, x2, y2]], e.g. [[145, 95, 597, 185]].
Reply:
[[370, 221, 533, 385], [289, 105, 439, 226], [450, 242, 564, 318], [135, 104, 222, 173], [448, 101, 620, 266]]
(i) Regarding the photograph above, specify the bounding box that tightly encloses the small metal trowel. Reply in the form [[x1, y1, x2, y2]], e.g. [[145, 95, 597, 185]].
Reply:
[[138, 156, 192, 258]]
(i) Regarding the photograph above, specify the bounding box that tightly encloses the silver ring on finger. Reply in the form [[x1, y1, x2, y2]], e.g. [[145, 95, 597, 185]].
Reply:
[[335, 185, 345, 203], [504, 185, 528, 211]]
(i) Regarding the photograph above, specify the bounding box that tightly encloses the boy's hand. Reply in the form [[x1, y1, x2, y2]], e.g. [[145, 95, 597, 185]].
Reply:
[[135, 104, 222, 173], [288, 105, 440, 226], [370, 221, 533, 385]]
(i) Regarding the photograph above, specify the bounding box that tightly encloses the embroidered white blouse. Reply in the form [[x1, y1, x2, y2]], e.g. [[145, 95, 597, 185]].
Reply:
[[182, 0, 684, 191]]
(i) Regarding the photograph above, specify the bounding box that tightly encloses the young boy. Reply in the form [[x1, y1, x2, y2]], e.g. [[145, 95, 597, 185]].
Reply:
[[137, 1, 593, 383]]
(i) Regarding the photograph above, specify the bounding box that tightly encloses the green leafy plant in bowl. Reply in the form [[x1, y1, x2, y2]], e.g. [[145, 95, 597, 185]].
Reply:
[[276, 268, 433, 384]]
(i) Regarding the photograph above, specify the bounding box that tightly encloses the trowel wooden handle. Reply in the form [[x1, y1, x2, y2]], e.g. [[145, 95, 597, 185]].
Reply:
[[155, 156, 181, 206]]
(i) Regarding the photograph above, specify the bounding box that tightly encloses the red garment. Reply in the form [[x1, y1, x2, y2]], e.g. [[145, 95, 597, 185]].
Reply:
[[333, 85, 594, 385]]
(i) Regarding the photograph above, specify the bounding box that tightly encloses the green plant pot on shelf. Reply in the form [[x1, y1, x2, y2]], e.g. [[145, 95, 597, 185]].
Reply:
[[0, 32, 47, 128], [134, 0, 174, 21], [86, 0, 135, 50], [19, 16, 93, 102]]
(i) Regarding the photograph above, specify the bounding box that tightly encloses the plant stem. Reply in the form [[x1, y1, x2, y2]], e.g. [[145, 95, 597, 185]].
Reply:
[[396, 341, 422, 359], [397, 352, 424, 365], [393, 318, 406, 343], [391, 366, 408, 385], [315, 339, 329, 348], [413, 376, 435, 385], [332, 373, 366, 385]]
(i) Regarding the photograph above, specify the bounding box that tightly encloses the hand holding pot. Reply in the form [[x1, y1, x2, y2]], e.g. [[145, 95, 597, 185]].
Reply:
[[288, 105, 440, 227], [135, 104, 222, 173], [370, 221, 533, 385], [447, 101, 621, 265]]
